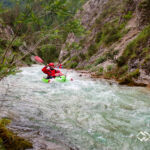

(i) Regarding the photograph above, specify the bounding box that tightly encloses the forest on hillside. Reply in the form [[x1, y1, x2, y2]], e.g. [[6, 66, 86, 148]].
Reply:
[[0, 0, 87, 80]]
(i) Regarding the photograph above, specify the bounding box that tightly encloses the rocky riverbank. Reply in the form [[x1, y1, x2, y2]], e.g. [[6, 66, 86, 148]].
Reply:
[[59, 0, 150, 87]]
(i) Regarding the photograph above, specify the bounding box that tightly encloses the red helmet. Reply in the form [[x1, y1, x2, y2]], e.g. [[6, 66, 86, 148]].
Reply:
[[49, 63, 55, 67]]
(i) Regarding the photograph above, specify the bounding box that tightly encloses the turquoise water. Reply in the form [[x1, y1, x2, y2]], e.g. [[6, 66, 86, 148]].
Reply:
[[0, 65, 150, 150]]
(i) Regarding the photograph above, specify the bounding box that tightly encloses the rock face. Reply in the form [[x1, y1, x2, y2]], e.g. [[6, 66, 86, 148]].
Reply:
[[59, 0, 150, 86], [59, 0, 109, 62]]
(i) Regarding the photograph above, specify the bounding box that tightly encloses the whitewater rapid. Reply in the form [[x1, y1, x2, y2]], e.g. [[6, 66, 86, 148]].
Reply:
[[0, 65, 150, 150]]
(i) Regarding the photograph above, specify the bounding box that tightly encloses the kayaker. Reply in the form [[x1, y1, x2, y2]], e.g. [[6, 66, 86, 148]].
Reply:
[[42, 63, 63, 79]]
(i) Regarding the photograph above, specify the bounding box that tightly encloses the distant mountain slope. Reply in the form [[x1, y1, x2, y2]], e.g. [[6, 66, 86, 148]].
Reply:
[[59, 0, 150, 86]]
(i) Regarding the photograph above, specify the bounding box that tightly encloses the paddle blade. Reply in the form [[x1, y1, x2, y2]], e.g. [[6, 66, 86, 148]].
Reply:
[[35, 56, 44, 63]]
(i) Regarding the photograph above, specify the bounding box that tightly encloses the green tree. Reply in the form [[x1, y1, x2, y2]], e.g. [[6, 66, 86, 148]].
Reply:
[[0, 0, 86, 80]]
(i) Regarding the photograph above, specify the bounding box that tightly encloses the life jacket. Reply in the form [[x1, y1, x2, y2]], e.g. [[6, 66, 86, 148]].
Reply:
[[42, 66, 60, 77]]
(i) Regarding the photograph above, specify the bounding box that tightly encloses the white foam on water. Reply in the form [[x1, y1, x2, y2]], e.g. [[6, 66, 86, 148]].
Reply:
[[0, 65, 150, 150]]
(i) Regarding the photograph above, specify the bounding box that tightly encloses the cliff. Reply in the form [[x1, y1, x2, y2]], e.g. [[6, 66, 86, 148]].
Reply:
[[59, 0, 150, 86]]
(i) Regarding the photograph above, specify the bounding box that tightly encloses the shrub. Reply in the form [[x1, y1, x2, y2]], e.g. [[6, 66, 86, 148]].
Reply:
[[120, 65, 129, 73], [38, 45, 59, 63], [116, 56, 126, 67], [138, 0, 150, 10], [99, 66, 104, 74], [84, 65, 92, 70], [70, 42, 81, 50], [113, 50, 119, 56], [0, 39, 8, 48], [107, 65, 113, 72], [0, 119, 32, 150], [95, 55, 107, 65], [106, 51, 114, 60], [70, 62, 78, 68], [0, 48, 3, 55], [79, 38, 86, 47], [87, 44, 98, 56], [119, 75, 133, 85], [103, 31, 121, 45], [123, 11, 133, 21], [13, 38, 22, 48], [129, 69, 140, 78], [23, 56, 33, 66], [119, 69, 140, 85], [90, 66, 97, 72], [95, 32, 102, 43], [79, 52, 86, 60], [100, 22, 125, 46], [64, 59, 71, 67], [71, 56, 79, 62], [118, 25, 150, 66]]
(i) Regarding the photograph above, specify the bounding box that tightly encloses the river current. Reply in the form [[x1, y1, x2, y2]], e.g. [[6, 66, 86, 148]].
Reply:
[[0, 65, 150, 150]]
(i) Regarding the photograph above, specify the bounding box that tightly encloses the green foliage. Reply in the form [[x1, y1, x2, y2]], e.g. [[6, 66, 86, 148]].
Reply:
[[71, 56, 79, 62], [68, 42, 81, 51], [116, 56, 126, 67], [95, 55, 107, 65], [12, 38, 22, 48], [23, 56, 33, 66], [84, 65, 92, 70], [0, 63, 16, 80], [101, 22, 124, 46], [70, 62, 78, 68], [93, 0, 134, 48], [117, 25, 150, 66], [79, 38, 86, 47], [95, 31, 102, 43], [0, 0, 86, 80], [138, 0, 150, 10], [129, 69, 140, 78], [65, 55, 79, 69], [0, 48, 3, 55], [95, 0, 118, 26], [79, 52, 86, 60], [95, 50, 116, 66], [0, 39, 8, 49], [120, 65, 129, 74], [99, 66, 104, 74], [0, 119, 32, 150], [107, 65, 113, 72], [94, 49, 118, 66], [65, 19, 85, 37], [91, 67, 98, 72], [38, 45, 59, 63], [95, 19, 129, 46], [123, 11, 133, 21], [105, 51, 115, 60], [119, 69, 140, 84], [87, 44, 98, 56]]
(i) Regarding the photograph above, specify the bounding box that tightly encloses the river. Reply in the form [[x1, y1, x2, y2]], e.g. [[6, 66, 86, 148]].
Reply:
[[0, 65, 150, 150]]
